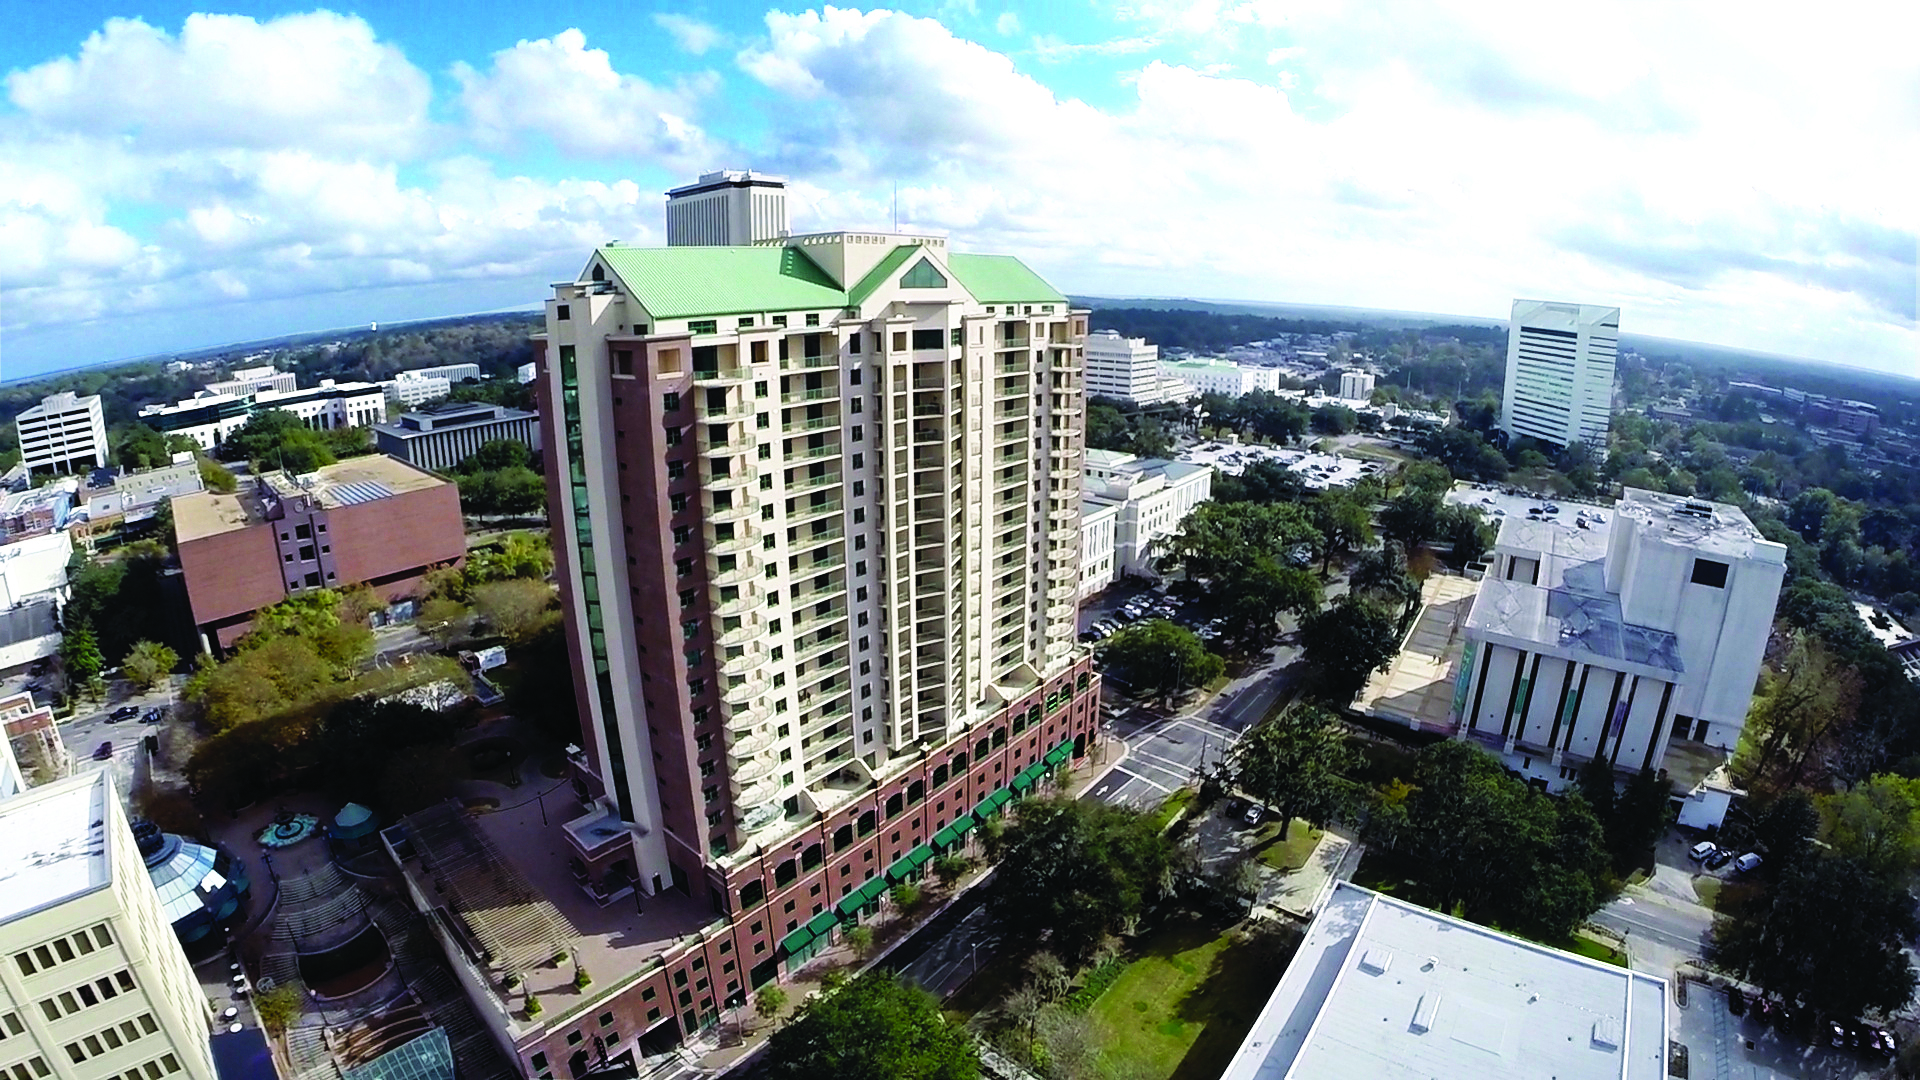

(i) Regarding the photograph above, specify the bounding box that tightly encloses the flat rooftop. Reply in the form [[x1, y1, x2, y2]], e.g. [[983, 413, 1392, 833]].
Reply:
[[0, 770, 113, 925], [391, 797, 720, 1039], [1222, 883, 1668, 1080], [1353, 574, 1482, 731], [173, 456, 445, 543], [1615, 487, 1775, 561]]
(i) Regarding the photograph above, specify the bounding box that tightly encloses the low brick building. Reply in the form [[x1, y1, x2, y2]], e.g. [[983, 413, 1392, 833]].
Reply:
[[173, 456, 464, 650]]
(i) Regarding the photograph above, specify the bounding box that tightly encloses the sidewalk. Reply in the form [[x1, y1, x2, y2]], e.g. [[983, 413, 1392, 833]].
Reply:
[[1255, 830, 1357, 920]]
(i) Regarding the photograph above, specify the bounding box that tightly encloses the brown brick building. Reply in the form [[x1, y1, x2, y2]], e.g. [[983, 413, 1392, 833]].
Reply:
[[173, 456, 464, 649]]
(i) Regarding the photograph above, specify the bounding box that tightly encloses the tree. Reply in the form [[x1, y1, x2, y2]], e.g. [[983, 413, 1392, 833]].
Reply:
[[459, 439, 534, 473], [756, 986, 789, 1027], [762, 972, 978, 1080], [114, 424, 176, 470], [122, 640, 179, 691], [1439, 503, 1495, 567], [1816, 774, 1920, 884], [1161, 501, 1320, 581], [843, 924, 876, 958], [418, 597, 471, 649], [932, 854, 970, 887], [985, 797, 1176, 965], [1749, 790, 1819, 872], [1217, 705, 1360, 841], [197, 455, 238, 493], [1712, 853, 1918, 1018], [1024, 951, 1071, 1002], [467, 533, 554, 583], [1737, 631, 1862, 793], [471, 579, 557, 645], [1310, 493, 1373, 573], [254, 984, 303, 1036], [1213, 558, 1322, 644], [60, 623, 104, 686], [1098, 620, 1222, 698], [1299, 594, 1402, 701], [889, 881, 922, 910], [1379, 489, 1444, 551], [1606, 769, 1672, 875]]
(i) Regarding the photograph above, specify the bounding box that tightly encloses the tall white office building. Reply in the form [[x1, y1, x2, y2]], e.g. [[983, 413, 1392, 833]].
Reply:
[[1500, 300, 1619, 448], [1085, 331, 1184, 405], [665, 171, 790, 247], [15, 394, 108, 477]]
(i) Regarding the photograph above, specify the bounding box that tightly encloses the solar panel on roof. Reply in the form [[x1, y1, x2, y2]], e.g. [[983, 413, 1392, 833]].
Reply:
[[327, 481, 395, 506]]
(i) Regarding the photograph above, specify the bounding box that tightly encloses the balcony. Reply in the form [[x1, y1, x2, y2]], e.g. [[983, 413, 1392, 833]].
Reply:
[[1049, 526, 1077, 545], [788, 442, 840, 461], [738, 776, 780, 807], [911, 424, 945, 444], [997, 335, 1031, 350], [782, 353, 835, 371], [788, 498, 842, 526], [707, 522, 758, 556], [793, 630, 847, 666], [715, 620, 760, 650], [789, 525, 844, 551], [692, 366, 752, 386], [784, 415, 837, 434], [707, 468, 754, 492], [791, 577, 847, 606], [912, 377, 946, 390], [701, 397, 755, 422], [782, 387, 837, 406], [722, 673, 769, 706], [728, 726, 775, 757], [786, 471, 841, 493], [733, 755, 777, 784], [706, 498, 755, 525], [1046, 584, 1076, 604], [708, 558, 755, 588], [794, 604, 848, 635]]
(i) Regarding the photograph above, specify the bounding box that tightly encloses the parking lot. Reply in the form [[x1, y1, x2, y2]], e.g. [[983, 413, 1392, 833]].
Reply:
[[1675, 985, 1893, 1080]]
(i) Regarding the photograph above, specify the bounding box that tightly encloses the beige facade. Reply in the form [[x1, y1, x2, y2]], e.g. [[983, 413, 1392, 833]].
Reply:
[[14, 395, 107, 477], [0, 774, 213, 1080]]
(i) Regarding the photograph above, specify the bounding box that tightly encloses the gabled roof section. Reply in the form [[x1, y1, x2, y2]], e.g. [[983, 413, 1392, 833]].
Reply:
[[595, 244, 847, 320], [948, 254, 1067, 305], [846, 244, 923, 307]]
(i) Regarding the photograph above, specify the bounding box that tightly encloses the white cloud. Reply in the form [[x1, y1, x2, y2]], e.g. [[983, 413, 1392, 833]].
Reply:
[[1029, 33, 1161, 63], [735, 3, 1917, 372], [653, 13, 725, 55], [5, 12, 430, 155], [995, 12, 1021, 35], [454, 29, 719, 164]]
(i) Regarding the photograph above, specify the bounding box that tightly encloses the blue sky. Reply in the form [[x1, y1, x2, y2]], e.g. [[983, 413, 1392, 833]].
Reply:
[[2, 1, 1915, 381]]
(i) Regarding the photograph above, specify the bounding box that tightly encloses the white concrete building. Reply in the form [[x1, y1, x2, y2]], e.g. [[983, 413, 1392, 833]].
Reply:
[[1162, 358, 1279, 398], [15, 394, 107, 477], [372, 402, 541, 472], [516, 363, 537, 385], [0, 531, 73, 611], [1079, 500, 1120, 599], [1339, 369, 1375, 402], [397, 363, 480, 385], [1223, 882, 1669, 1080], [379, 372, 452, 408], [664, 170, 789, 247], [1084, 331, 1186, 405], [134, 396, 253, 453], [202, 366, 295, 398], [254, 380, 386, 431], [1455, 490, 1783, 803], [0, 772, 218, 1080], [1083, 450, 1212, 580], [1501, 299, 1619, 448]]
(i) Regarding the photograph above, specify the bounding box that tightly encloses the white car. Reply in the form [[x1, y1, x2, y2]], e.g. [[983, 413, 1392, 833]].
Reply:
[[1687, 840, 1717, 863]]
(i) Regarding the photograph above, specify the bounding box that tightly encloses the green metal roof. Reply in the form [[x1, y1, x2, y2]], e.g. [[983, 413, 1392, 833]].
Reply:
[[1010, 770, 1036, 792], [846, 243, 922, 306], [1045, 741, 1073, 766], [596, 244, 845, 320], [947, 253, 1068, 305]]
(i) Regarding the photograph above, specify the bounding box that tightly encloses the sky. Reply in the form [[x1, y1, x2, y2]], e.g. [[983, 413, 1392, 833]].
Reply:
[[1, 0, 1915, 381]]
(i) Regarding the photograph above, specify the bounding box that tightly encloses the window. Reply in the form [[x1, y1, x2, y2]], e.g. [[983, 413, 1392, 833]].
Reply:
[[911, 329, 944, 350], [852, 424, 863, 442], [739, 317, 754, 328], [666, 426, 683, 445], [556, 304, 571, 320], [668, 460, 686, 479], [773, 315, 788, 327], [1690, 558, 1729, 588], [664, 392, 681, 412], [806, 313, 821, 326], [689, 320, 718, 335], [902, 259, 947, 289]]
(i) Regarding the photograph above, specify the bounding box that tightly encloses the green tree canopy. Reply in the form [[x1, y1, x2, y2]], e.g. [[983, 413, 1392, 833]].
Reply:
[[122, 640, 179, 691], [985, 797, 1177, 965], [1299, 593, 1402, 701], [762, 973, 977, 1080], [1216, 705, 1360, 840], [1816, 774, 1920, 884], [1736, 631, 1862, 793], [1162, 501, 1320, 580], [1098, 619, 1222, 698], [60, 623, 105, 684]]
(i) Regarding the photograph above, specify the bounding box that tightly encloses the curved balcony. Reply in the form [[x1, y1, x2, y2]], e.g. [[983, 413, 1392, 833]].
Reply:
[[708, 528, 758, 558], [724, 700, 768, 734], [706, 499, 756, 525], [728, 726, 775, 757], [715, 620, 761, 650], [722, 674, 769, 707], [1046, 584, 1076, 604], [1048, 563, 1078, 584], [732, 754, 777, 784], [706, 468, 756, 492], [1048, 527, 1077, 545], [708, 561, 755, 589], [1047, 601, 1075, 623], [738, 776, 780, 807]]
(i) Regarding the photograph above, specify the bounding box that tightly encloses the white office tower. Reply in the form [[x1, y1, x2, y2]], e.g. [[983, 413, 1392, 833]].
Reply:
[[665, 171, 789, 247], [1339, 370, 1375, 402], [1500, 300, 1620, 448], [0, 772, 217, 1080], [1085, 331, 1181, 405], [15, 394, 108, 477]]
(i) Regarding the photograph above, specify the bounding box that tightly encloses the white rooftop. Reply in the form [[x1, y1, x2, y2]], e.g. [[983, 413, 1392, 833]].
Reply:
[[1223, 883, 1668, 1080], [0, 770, 114, 925]]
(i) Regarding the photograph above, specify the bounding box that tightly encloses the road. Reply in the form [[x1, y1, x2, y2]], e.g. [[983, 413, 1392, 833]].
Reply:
[[1591, 892, 1714, 959]]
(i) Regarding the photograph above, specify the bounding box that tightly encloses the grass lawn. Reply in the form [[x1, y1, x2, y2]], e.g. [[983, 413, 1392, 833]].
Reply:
[[1085, 918, 1287, 1080], [1342, 442, 1415, 465], [1146, 789, 1197, 833], [1562, 934, 1629, 968], [1693, 876, 1722, 909], [1250, 821, 1324, 871]]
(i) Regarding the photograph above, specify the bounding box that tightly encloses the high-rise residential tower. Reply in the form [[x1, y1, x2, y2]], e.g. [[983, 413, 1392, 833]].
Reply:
[[1499, 300, 1620, 448], [664, 171, 789, 247], [535, 226, 1100, 910]]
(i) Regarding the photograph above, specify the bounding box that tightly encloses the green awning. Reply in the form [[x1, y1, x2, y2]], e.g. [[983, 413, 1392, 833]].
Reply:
[[779, 925, 815, 956], [836, 891, 866, 917], [805, 910, 837, 937], [987, 789, 1012, 810], [1023, 762, 1049, 782], [1010, 770, 1036, 793], [886, 855, 917, 882], [972, 795, 999, 819], [951, 815, 976, 838], [932, 825, 959, 850], [907, 843, 935, 868], [1045, 741, 1073, 766], [855, 877, 890, 905]]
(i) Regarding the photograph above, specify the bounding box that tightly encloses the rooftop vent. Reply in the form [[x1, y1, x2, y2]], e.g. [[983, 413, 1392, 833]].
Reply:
[[1411, 993, 1441, 1034], [1358, 947, 1392, 975], [1676, 500, 1715, 519], [1592, 1015, 1621, 1050]]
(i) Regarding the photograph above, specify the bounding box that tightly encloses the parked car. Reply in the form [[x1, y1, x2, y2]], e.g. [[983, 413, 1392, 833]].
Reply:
[[93, 741, 113, 760], [107, 705, 139, 723], [1688, 840, 1718, 862], [1705, 848, 1733, 870], [1242, 804, 1263, 826], [1734, 852, 1763, 874], [142, 708, 164, 724]]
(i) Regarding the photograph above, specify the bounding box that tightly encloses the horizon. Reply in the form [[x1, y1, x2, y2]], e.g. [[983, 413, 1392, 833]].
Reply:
[[2, 2, 1913, 382]]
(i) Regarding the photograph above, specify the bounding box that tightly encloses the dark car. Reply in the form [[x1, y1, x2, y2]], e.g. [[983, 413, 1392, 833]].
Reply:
[[1705, 848, 1734, 870], [108, 705, 139, 723], [142, 708, 164, 724], [93, 741, 113, 760]]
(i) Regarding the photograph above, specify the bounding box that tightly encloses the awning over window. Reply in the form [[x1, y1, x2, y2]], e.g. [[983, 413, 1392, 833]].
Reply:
[[1010, 770, 1036, 792], [932, 825, 959, 850], [886, 844, 936, 882], [951, 815, 976, 839], [974, 789, 1013, 818], [805, 910, 838, 938], [835, 890, 867, 917], [779, 925, 815, 956], [1044, 740, 1073, 766], [856, 876, 890, 905]]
